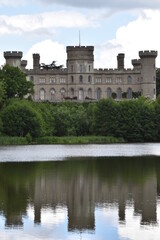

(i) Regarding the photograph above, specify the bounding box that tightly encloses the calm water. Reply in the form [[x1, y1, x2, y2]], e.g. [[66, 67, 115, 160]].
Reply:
[[0, 144, 160, 240]]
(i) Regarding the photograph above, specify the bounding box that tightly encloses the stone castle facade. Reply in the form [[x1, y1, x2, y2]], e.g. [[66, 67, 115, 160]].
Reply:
[[3, 46, 158, 101]]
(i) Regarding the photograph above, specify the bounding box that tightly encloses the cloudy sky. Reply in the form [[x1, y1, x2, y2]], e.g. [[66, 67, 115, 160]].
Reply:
[[0, 0, 160, 69]]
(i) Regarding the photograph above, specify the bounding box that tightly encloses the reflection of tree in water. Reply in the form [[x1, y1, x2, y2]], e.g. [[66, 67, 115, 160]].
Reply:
[[0, 157, 159, 230]]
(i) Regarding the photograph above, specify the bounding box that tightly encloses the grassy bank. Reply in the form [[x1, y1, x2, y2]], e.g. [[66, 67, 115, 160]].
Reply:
[[0, 136, 28, 145], [0, 136, 125, 145], [35, 136, 125, 144]]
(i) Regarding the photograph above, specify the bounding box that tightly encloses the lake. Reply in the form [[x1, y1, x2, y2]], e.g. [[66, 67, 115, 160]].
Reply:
[[0, 144, 160, 240]]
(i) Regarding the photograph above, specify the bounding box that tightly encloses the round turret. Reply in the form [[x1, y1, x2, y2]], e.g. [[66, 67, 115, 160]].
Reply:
[[139, 50, 158, 99], [4, 51, 23, 67], [139, 51, 157, 58]]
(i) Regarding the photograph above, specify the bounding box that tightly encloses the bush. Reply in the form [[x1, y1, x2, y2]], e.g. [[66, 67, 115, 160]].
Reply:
[[1, 100, 43, 137]]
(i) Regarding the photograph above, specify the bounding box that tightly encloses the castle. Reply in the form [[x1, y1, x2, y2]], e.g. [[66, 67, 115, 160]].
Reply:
[[3, 46, 158, 101]]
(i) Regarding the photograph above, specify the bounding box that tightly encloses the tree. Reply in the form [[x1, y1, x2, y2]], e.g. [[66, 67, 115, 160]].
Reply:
[[0, 65, 34, 99], [1, 100, 43, 137], [0, 81, 6, 108], [0, 117, 3, 135], [156, 68, 160, 96]]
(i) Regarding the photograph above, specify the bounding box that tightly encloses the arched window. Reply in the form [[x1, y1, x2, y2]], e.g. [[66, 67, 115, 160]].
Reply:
[[127, 88, 132, 99], [60, 88, 66, 98], [71, 76, 74, 83], [88, 75, 92, 83], [79, 88, 84, 100], [128, 76, 132, 84], [70, 88, 74, 97], [79, 75, 83, 83], [97, 88, 101, 100], [40, 88, 45, 101], [88, 88, 92, 98], [30, 76, 34, 81], [107, 88, 112, 98], [117, 88, 122, 100], [50, 88, 55, 101]]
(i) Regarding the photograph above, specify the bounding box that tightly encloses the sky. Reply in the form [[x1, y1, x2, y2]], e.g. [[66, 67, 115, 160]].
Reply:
[[0, 0, 160, 69]]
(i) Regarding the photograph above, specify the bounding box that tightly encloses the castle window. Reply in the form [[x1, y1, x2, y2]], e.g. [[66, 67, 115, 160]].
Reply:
[[154, 88, 156, 95], [40, 88, 45, 100], [127, 76, 132, 84], [50, 88, 55, 101], [71, 76, 74, 83], [127, 88, 132, 99], [89, 65, 91, 72], [60, 88, 66, 98], [88, 75, 92, 83], [153, 76, 156, 82], [79, 75, 83, 83], [96, 77, 102, 83], [50, 77, 56, 83], [70, 88, 74, 97], [80, 65, 83, 73], [30, 76, 34, 81], [79, 88, 84, 100], [71, 65, 73, 72], [107, 88, 112, 98], [60, 77, 66, 83], [106, 77, 112, 83], [88, 88, 92, 98], [116, 77, 122, 84], [117, 88, 122, 100], [97, 88, 101, 100], [39, 78, 46, 84]]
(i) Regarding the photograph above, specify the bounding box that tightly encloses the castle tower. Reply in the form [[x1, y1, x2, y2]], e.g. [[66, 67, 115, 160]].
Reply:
[[132, 59, 141, 70], [21, 60, 27, 70], [117, 53, 125, 70], [33, 54, 40, 69], [139, 51, 157, 99], [4, 51, 23, 68], [66, 46, 94, 100]]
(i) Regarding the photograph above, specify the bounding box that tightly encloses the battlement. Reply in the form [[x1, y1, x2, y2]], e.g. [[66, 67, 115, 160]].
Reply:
[[21, 60, 27, 66], [67, 46, 94, 51], [132, 59, 141, 65], [139, 50, 157, 58], [4, 51, 23, 59], [33, 53, 40, 58]]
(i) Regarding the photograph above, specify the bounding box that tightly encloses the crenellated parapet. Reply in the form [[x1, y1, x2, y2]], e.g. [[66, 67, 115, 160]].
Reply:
[[4, 51, 23, 68], [132, 59, 141, 66], [67, 46, 94, 51], [4, 51, 23, 59], [139, 50, 157, 58], [67, 45, 94, 62], [26, 68, 67, 74]]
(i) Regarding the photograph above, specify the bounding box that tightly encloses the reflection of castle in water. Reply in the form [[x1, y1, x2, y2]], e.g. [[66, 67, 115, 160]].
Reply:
[[33, 167, 157, 230], [0, 159, 158, 230]]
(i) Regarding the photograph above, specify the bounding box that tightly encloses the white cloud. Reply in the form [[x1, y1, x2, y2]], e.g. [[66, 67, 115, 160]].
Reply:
[[0, 0, 26, 6], [37, 0, 160, 10], [119, 204, 160, 240], [95, 10, 160, 69], [0, 11, 97, 36], [24, 40, 66, 69]]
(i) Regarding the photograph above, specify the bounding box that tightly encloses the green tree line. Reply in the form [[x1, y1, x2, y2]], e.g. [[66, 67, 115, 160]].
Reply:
[[1, 65, 160, 142]]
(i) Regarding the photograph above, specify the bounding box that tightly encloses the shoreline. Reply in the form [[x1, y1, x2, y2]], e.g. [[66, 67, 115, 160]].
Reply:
[[0, 136, 125, 145]]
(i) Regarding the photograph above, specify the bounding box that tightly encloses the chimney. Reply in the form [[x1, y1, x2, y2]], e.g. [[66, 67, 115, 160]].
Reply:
[[33, 54, 40, 69], [117, 53, 125, 70]]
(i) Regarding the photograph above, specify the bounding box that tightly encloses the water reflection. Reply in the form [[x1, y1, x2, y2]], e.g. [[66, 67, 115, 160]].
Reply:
[[0, 157, 160, 239]]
